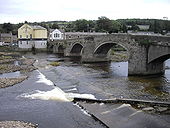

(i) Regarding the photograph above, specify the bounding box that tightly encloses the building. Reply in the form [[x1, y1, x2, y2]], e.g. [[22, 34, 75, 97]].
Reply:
[[0, 33, 12, 45], [49, 29, 64, 41], [0, 33, 18, 46], [137, 25, 150, 31], [18, 24, 47, 49]]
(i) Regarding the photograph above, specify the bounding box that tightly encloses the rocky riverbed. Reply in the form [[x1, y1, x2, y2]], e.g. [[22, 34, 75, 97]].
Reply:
[[0, 121, 38, 128], [110, 51, 128, 62], [0, 52, 37, 128], [0, 52, 36, 88]]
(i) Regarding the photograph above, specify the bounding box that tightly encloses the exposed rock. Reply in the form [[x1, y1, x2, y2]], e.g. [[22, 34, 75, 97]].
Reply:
[[0, 77, 28, 88], [0, 52, 36, 88], [155, 107, 168, 112], [142, 107, 154, 111], [0, 121, 38, 128]]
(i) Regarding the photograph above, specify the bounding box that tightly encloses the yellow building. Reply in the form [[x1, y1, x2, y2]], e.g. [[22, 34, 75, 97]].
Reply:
[[18, 24, 47, 49]]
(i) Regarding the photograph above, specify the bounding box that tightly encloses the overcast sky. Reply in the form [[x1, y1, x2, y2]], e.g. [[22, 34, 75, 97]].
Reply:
[[0, 0, 170, 23]]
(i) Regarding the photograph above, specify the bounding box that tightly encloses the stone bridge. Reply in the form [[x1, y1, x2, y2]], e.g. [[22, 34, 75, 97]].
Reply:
[[48, 33, 170, 76]]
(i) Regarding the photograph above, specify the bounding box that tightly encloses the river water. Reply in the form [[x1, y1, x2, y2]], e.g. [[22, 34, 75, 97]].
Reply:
[[40, 53, 170, 102], [0, 53, 170, 128]]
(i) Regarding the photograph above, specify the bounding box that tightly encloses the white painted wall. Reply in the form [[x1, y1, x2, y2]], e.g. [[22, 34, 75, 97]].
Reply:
[[50, 29, 64, 40], [18, 40, 47, 49], [18, 41, 33, 48], [34, 40, 47, 48], [0, 42, 3, 46]]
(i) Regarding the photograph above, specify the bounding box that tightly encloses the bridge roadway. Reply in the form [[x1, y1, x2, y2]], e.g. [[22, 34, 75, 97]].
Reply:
[[48, 33, 170, 76]]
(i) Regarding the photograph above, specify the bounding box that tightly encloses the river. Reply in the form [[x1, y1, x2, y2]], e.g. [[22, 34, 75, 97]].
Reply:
[[0, 52, 169, 128], [39, 53, 170, 102]]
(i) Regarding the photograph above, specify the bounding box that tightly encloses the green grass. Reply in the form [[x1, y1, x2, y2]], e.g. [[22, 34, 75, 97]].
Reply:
[[49, 62, 60, 66], [0, 55, 13, 60]]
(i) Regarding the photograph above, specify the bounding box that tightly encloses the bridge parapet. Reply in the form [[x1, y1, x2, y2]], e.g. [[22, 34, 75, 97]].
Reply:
[[130, 35, 170, 46]]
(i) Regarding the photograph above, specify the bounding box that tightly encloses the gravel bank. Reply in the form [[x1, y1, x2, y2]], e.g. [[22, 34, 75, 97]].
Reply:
[[0, 52, 37, 88], [0, 76, 28, 88], [0, 52, 38, 127], [0, 121, 38, 128]]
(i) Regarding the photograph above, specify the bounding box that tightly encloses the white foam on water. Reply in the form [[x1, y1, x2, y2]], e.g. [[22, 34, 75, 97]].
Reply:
[[36, 70, 53, 86], [20, 87, 69, 102], [20, 88, 96, 102], [65, 88, 77, 92], [19, 70, 96, 102], [66, 93, 96, 101]]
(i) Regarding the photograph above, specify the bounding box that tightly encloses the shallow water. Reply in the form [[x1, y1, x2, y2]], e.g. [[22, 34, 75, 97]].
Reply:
[[0, 71, 21, 78], [0, 53, 170, 128]]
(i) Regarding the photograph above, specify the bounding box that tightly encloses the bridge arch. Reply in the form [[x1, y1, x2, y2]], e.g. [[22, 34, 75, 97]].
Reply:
[[93, 42, 129, 60], [149, 54, 170, 64], [58, 45, 64, 53], [70, 43, 84, 55]]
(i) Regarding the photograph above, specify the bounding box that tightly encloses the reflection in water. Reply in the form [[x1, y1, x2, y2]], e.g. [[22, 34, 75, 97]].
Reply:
[[82, 59, 170, 99], [0, 71, 21, 78], [127, 59, 170, 97], [85, 62, 128, 77]]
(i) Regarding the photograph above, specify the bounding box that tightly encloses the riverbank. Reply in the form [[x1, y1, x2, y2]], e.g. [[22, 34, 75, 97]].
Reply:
[[0, 121, 38, 128], [0, 52, 37, 88], [0, 52, 38, 127], [110, 51, 128, 62]]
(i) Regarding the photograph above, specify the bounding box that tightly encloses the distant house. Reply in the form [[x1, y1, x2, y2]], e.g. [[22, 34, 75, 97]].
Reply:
[[0, 33, 12, 45], [18, 24, 47, 49], [49, 29, 64, 41], [137, 25, 150, 31], [166, 32, 170, 36]]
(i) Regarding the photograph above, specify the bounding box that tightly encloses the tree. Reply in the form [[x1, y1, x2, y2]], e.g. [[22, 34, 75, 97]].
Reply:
[[51, 23, 59, 29], [95, 16, 113, 33], [131, 24, 140, 31], [74, 19, 89, 32], [121, 24, 127, 33], [2, 23, 13, 33], [111, 20, 122, 33]]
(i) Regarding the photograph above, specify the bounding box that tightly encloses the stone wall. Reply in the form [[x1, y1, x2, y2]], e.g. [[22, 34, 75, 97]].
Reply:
[[49, 33, 170, 75]]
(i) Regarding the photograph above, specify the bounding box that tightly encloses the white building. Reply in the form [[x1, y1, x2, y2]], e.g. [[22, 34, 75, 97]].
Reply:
[[49, 29, 64, 41], [137, 25, 150, 31]]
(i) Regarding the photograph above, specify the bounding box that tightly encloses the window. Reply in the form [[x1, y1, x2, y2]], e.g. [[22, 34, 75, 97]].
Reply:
[[26, 35, 28, 38], [20, 35, 22, 38], [30, 34, 32, 39]]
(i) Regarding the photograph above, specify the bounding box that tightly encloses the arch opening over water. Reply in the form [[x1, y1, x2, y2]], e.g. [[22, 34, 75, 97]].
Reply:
[[93, 42, 129, 61], [58, 45, 64, 53], [70, 43, 83, 55]]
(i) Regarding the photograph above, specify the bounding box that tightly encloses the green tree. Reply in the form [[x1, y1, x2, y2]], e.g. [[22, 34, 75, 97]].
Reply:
[[131, 24, 140, 31], [65, 22, 75, 32], [74, 19, 89, 32], [51, 23, 59, 29], [2, 23, 13, 33], [95, 16, 113, 33], [111, 20, 122, 33]]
